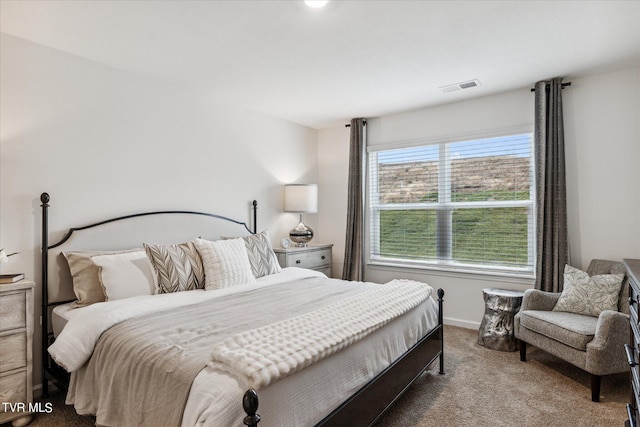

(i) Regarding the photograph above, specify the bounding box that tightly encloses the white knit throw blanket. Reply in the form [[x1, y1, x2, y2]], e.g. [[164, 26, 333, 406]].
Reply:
[[208, 279, 433, 390]]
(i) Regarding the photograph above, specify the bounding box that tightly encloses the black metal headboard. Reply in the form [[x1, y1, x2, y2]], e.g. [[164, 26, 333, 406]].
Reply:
[[39, 192, 258, 396]]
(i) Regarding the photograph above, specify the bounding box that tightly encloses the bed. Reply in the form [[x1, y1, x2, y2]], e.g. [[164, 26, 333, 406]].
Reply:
[[40, 192, 444, 426]]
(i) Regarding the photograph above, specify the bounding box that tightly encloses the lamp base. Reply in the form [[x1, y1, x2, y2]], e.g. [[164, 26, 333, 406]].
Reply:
[[290, 221, 314, 247]]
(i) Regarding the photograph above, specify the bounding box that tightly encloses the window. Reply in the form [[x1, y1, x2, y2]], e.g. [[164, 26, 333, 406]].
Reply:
[[368, 132, 534, 275]]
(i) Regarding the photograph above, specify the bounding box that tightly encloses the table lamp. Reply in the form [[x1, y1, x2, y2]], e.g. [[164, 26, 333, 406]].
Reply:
[[284, 184, 318, 247]]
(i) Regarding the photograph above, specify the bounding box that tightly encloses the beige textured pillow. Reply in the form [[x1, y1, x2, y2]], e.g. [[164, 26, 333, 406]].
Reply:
[[64, 251, 107, 308], [553, 264, 624, 317]]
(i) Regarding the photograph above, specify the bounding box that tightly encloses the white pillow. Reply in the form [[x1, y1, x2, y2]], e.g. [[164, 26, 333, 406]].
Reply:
[[194, 238, 255, 290], [92, 250, 157, 301], [222, 230, 281, 278], [63, 248, 142, 307]]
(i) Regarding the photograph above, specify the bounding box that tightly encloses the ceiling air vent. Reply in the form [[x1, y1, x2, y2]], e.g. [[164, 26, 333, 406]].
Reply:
[[439, 79, 481, 93]]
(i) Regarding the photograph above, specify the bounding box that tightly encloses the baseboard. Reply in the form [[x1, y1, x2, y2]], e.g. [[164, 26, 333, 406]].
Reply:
[[444, 317, 480, 330]]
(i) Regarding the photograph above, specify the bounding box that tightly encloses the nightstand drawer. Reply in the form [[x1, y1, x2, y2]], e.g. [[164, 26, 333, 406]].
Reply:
[[274, 244, 333, 277], [0, 292, 26, 332], [289, 250, 331, 269], [0, 332, 27, 373]]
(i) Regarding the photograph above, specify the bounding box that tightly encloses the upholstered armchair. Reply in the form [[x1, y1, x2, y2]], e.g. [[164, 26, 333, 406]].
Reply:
[[514, 259, 629, 402]]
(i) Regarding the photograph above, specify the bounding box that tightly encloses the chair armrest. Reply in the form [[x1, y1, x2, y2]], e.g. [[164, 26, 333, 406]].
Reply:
[[590, 310, 630, 349], [586, 310, 630, 374], [520, 289, 560, 312]]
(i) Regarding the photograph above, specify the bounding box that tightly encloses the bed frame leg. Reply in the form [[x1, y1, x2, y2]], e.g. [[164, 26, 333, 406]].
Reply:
[[243, 389, 261, 426], [437, 288, 445, 375]]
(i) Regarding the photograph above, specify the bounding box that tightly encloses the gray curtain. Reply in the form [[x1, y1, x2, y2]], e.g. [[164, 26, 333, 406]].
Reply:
[[342, 118, 366, 281], [534, 78, 569, 292]]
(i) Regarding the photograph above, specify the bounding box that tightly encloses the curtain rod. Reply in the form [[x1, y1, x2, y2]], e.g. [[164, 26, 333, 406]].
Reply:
[[530, 82, 571, 92], [345, 81, 572, 127]]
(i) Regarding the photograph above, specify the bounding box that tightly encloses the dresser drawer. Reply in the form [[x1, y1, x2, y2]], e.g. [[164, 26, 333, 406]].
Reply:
[[630, 338, 640, 392], [632, 300, 639, 336], [0, 370, 27, 412], [0, 332, 27, 373], [632, 380, 640, 427], [631, 280, 640, 313], [0, 282, 33, 426], [0, 291, 26, 332]]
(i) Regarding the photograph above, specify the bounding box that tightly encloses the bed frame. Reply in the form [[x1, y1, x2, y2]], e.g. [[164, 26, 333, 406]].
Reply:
[[40, 192, 444, 426]]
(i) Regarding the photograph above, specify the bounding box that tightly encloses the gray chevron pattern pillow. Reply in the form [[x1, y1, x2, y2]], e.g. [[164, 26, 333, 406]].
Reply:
[[224, 230, 281, 278], [553, 264, 624, 317], [144, 241, 205, 294]]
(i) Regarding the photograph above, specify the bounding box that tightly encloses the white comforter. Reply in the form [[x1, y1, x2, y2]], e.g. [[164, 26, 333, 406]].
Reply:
[[50, 268, 326, 372], [53, 268, 440, 427]]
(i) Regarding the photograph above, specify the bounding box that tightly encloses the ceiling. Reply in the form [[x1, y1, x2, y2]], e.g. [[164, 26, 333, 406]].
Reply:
[[1, 1, 639, 129]]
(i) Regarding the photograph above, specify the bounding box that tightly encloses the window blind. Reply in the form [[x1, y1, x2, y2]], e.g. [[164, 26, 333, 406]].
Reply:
[[368, 133, 534, 273]]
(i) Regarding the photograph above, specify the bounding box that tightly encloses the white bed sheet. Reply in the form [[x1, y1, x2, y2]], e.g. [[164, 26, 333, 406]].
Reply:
[[53, 268, 439, 426], [52, 302, 76, 338]]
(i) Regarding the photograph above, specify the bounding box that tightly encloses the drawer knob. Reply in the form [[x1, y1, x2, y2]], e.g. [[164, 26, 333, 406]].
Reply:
[[296, 260, 301, 264], [625, 344, 638, 367], [321, 256, 326, 260]]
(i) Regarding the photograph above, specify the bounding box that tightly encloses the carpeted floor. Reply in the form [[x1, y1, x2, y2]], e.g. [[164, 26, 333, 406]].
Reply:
[[21, 325, 629, 427], [377, 325, 628, 427]]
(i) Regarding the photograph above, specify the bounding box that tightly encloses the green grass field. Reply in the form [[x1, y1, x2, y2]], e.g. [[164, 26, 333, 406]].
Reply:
[[378, 204, 530, 267]]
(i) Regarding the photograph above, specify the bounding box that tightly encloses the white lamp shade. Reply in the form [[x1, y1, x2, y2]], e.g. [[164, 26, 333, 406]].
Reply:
[[284, 184, 318, 213]]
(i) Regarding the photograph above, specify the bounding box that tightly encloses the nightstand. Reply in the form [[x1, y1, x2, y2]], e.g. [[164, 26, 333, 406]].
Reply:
[[274, 244, 333, 277], [0, 280, 34, 427]]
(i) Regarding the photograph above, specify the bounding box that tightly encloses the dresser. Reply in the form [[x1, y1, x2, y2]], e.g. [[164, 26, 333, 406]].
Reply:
[[0, 280, 34, 427], [625, 259, 640, 427], [274, 244, 333, 277]]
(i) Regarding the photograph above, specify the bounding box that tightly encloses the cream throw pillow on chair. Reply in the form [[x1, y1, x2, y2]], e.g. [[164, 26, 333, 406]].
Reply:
[[553, 264, 624, 317]]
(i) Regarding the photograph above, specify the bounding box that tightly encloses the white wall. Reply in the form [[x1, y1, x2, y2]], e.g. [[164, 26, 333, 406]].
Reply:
[[563, 68, 640, 266], [0, 34, 319, 389], [317, 125, 351, 277], [318, 67, 640, 329]]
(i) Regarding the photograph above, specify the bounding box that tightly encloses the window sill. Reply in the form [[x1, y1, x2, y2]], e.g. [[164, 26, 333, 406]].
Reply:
[[367, 260, 536, 286]]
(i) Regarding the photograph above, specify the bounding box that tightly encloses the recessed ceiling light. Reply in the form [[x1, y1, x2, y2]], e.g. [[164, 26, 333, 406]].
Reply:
[[305, 0, 329, 8]]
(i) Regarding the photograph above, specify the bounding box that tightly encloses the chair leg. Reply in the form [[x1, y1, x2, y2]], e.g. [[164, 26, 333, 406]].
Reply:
[[519, 340, 527, 362], [591, 374, 601, 402]]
